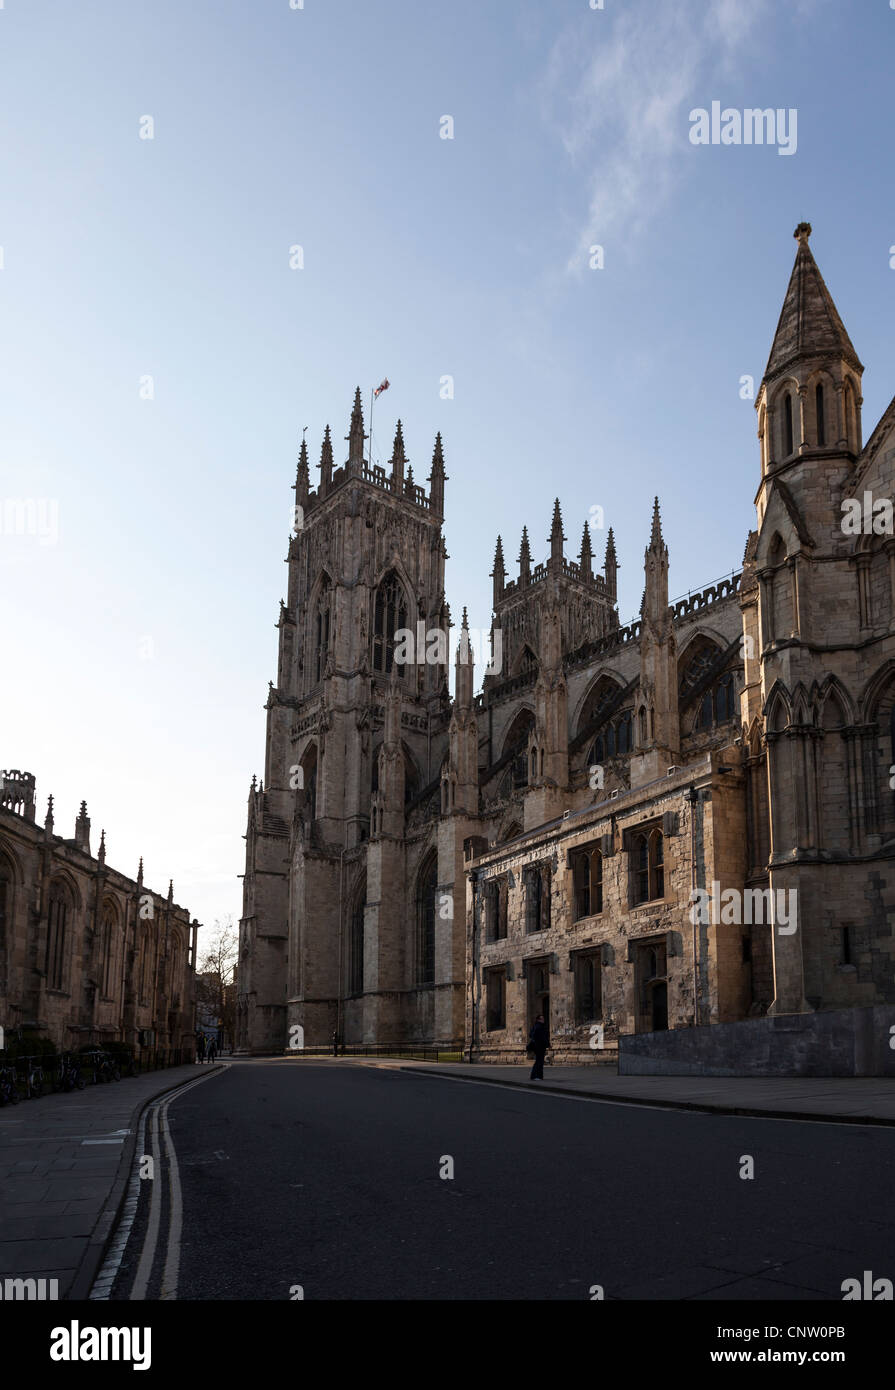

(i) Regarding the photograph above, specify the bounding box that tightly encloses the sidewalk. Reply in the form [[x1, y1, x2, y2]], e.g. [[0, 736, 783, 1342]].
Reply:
[[0, 1062, 222, 1299], [393, 1061, 895, 1125]]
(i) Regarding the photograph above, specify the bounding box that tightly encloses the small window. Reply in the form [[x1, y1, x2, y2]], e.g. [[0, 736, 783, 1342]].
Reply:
[[816, 383, 825, 447], [574, 951, 602, 1024], [485, 969, 506, 1031], [572, 846, 602, 920], [783, 392, 794, 455], [632, 829, 664, 905], [524, 865, 550, 934]]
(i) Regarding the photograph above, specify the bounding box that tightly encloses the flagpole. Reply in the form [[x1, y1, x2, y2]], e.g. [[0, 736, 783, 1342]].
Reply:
[[369, 388, 374, 468]]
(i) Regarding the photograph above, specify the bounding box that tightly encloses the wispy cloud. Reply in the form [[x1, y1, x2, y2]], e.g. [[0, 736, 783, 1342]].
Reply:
[[539, 0, 781, 270]]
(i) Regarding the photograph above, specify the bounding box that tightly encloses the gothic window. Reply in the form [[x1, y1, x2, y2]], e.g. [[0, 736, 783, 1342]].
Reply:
[[314, 575, 331, 684], [0, 865, 10, 992], [373, 572, 408, 675], [783, 392, 794, 455], [574, 951, 602, 1024], [101, 903, 116, 997], [300, 744, 318, 819], [415, 853, 437, 986], [572, 845, 602, 919], [140, 926, 152, 1001], [46, 882, 69, 991], [631, 829, 664, 905], [693, 670, 736, 730], [170, 936, 181, 1002], [349, 877, 366, 995], [524, 864, 550, 934], [815, 383, 825, 447], [503, 708, 536, 788]]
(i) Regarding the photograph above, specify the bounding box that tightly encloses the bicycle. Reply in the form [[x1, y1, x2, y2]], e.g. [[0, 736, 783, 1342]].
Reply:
[[21, 1056, 45, 1099], [0, 1064, 20, 1106], [57, 1053, 86, 1092]]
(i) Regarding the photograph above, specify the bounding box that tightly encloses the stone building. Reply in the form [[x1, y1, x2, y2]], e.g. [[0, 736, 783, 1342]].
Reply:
[[0, 770, 198, 1055], [236, 224, 895, 1063]]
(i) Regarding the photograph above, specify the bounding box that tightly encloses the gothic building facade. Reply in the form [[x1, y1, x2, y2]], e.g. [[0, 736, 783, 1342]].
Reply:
[[0, 771, 198, 1055], [236, 224, 895, 1060]]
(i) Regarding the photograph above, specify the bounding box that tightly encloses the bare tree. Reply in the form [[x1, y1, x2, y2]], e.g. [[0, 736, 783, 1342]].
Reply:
[[196, 916, 238, 1047]]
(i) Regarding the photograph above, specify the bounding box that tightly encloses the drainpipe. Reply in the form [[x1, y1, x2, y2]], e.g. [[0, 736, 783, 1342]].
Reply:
[[686, 785, 699, 1026]]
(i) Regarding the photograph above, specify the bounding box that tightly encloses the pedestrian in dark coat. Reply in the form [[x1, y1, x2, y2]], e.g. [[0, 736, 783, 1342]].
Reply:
[[528, 1014, 548, 1081], [206, 1038, 217, 1063], [196, 1033, 206, 1064]]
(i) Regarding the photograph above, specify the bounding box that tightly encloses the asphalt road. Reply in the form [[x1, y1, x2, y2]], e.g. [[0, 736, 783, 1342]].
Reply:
[[110, 1060, 895, 1301]]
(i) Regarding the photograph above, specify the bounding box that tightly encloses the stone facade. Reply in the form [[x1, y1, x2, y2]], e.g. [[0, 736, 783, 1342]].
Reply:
[[237, 224, 895, 1064], [0, 771, 198, 1054]]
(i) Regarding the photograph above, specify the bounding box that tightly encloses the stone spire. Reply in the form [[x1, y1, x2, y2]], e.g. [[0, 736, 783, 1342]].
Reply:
[[518, 526, 532, 585], [137, 856, 144, 889], [404, 462, 415, 498], [549, 497, 565, 566], [631, 494, 678, 785], [346, 386, 367, 472], [294, 435, 310, 507], [764, 223, 862, 383], [604, 527, 618, 599], [318, 425, 333, 496], [455, 606, 474, 711], [44, 794, 54, 837], [579, 520, 593, 579], [427, 432, 446, 516], [390, 419, 407, 491], [74, 800, 90, 855], [167, 879, 174, 906], [98, 829, 106, 867], [491, 535, 506, 606]]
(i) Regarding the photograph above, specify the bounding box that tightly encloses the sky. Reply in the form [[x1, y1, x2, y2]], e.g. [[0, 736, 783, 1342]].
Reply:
[[2, 0, 894, 941]]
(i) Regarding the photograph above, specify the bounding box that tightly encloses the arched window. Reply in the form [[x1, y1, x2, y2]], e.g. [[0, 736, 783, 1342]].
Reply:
[[783, 392, 794, 455], [46, 882, 69, 991], [632, 834, 649, 904], [649, 829, 664, 898], [632, 830, 664, 905], [639, 706, 648, 744], [300, 744, 318, 819], [572, 846, 603, 919], [140, 926, 152, 1001], [415, 853, 437, 986], [815, 383, 825, 447], [315, 574, 331, 683], [503, 708, 536, 788], [373, 572, 408, 675], [348, 877, 366, 996], [0, 859, 12, 993], [170, 936, 181, 1001], [101, 903, 117, 997]]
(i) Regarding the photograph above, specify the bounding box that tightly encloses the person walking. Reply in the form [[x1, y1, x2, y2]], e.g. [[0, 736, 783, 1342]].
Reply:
[[206, 1037, 217, 1063], [528, 1013, 548, 1081], [196, 1033, 206, 1064]]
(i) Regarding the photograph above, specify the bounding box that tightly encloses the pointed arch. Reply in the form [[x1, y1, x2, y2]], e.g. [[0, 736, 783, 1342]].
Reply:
[[817, 675, 855, 729], [499, 819, 523, 844], [415, 849, 438, 987], [300, 741, 319, 819], [510, 643, 539, 678], [100, 896, 121, 998], [372, 568, 411, 676], [764, 681, 791, 734], [348, 872, 366, 996], [575, 672, 626, 738]]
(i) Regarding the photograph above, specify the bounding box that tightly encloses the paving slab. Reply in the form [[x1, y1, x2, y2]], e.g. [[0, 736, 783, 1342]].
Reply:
[[0, 1062, 222, 1300]]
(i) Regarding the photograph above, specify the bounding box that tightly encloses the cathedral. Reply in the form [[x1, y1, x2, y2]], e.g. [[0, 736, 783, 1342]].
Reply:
[[235, 224, 895, 1065]]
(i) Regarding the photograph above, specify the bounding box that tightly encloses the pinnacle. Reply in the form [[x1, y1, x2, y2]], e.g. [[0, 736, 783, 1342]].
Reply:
[[550, 497, 565, 540], [649, 496, 663, 548], [391, 419, 407, 465], [580, 520, 593, 558]]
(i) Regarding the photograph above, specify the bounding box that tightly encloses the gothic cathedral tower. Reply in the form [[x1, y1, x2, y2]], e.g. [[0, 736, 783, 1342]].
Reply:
[[236, 391, 453, 1053]]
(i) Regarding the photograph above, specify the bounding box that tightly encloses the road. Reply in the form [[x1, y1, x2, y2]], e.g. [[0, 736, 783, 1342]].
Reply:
[[105, 1059, 894, 1301]]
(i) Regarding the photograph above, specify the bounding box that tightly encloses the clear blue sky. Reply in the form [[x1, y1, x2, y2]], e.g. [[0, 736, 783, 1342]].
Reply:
[[2, 0, 893, 939]]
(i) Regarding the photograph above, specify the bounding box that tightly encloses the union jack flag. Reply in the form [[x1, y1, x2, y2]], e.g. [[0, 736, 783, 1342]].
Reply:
[[374, 378, 390, 398]]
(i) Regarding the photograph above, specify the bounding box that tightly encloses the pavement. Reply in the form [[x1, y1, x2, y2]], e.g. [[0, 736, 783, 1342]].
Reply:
[[287, 1056, 895, 1126], [0, 1061, 222, 1299]]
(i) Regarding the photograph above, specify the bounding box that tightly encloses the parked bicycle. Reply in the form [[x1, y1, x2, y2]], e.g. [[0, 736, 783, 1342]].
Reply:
[[57, 1053, 86, 1092], [0, 1064, 20, 1106], [21, 1056, 45, 1099]]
